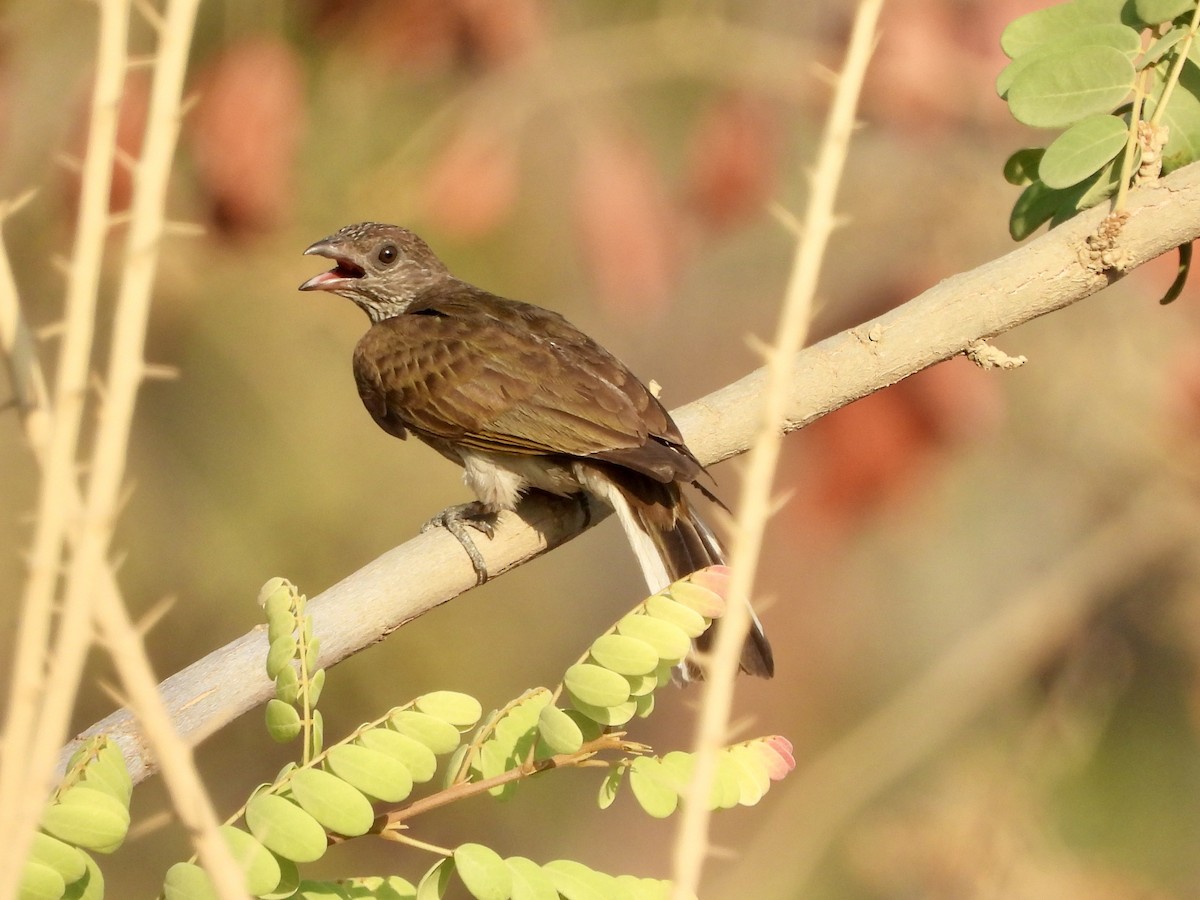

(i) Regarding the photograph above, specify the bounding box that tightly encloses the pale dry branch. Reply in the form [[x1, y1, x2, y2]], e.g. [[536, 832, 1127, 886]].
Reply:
[[671, 2, 884, 895], [0, 0, 247, 896], [0, 0, 131, 888], [59, 157, 1200, 785]]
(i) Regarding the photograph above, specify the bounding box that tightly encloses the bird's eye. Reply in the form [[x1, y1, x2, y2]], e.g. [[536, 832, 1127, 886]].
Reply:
[[377, 244, 398, 265]]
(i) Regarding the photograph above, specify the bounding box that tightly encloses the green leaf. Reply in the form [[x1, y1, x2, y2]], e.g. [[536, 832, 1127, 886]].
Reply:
[[42, 786, 129, 854], [261, 577, 295, 617], [416, 857, 455, 900], [291, 882, 351, 899], [309, 668, 327, 706], [1143, 25, 1189, 67], [265, 699, 303, 743], [537, 704, 584, 755], [628, 758, 679, 818], [1001, 0, 1138, 59], [506, 857, 558, 900], [564, 709, 605, 744], [1135, 0, 1194, 21], [543, 860, 627, 900], [29, 831, 88, 885], [390, 711, 464, 755], [261, 856, 302, 900], [1159, 241, 1192, 305], [616, 875, 674, 900], [311, 708, 325, 754], [1147, 59, 1200, 172], [727, 745, 770, 806], [163, 862, 217, 900], [597, 765, 624, 810], [60, 854, 103, 900], [1003, 148, 1045, 185], [568, 696, 637, 727], [345, 875, 418, 899], [18, 859, 65, 900], [245, 792, 328, 863], [997, 22, 1142, 97], [266, 635, 298, 679], [220, 824, 283, 896], [1008, 45, 1135, 128], [304, 635, 321, 670], [1039, 113, 1128, 187], [453, 843, 512, 900], [624, 671, 660, 698], [710, 753, 743, 810], [325, 743, 414, 802], [1065, 156, 1125, 216], [588, 634, 660, 676], [564, 663, 632, 708], [475, 738, 511, 785], [84, 740, 132, 806], [357, 727, 438, 783], [275, 665, 300, 704], [415, 691, 483, 728], [666, 580, 726, 618], [1009, 179, 1070, 240], [289, 768, 375, 837], [615, 615, 690, 664], [643, 594, 708, 638], [635, 692, 655, 719]]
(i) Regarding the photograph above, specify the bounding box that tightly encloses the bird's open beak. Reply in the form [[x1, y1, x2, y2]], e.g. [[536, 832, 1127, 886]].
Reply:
[[299, 240, 366, 292]]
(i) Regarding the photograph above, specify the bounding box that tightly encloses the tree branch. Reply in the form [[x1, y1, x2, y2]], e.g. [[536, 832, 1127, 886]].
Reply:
[[60, 160, 1200, 785]]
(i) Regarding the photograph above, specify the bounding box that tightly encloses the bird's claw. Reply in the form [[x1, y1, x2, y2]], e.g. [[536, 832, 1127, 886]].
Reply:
[[423, 501, 496, 584]]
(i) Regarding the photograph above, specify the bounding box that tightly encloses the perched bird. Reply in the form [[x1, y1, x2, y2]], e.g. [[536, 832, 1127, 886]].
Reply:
[[300, 222, 773, 678]]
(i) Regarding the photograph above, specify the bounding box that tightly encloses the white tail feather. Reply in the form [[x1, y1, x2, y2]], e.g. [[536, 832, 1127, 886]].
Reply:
[[577, 467, 670, 593]]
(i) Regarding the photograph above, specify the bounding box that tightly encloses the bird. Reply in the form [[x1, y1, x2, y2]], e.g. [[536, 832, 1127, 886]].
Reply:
[[299, 222, 773, 678]]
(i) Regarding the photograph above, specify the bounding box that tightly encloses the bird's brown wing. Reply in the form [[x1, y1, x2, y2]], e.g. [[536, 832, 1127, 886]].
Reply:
[[352, 290, 702, 483]]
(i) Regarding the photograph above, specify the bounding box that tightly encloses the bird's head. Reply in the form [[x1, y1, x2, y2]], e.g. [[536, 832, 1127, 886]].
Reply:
[[299, 222, 450, 323]]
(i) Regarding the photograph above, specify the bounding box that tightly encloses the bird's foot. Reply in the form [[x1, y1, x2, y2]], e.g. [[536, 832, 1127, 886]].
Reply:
[[422, 501, 496, 584]]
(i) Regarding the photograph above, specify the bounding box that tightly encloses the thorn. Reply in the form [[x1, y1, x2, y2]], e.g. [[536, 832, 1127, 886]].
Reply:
[[767, 201, 802, 238], [97, 678, 130, 709], [163, 220, 204, 238], [108, 211, 132, 229], [766, 489, 793, 519], [132, 0, 165, 33], [142, 362, 180, 380], [0, 188, 38, 222], [743, 332, 772, 361], [90, 371, 108, 404], [127, 810, 174, 842], [136, 595, 176, 637], [113, 146, 138, 173], [647, 378, 662, 399], [38, 319, 67, 341], [115, 482, 136, 519], [707, 843, 738, 861], [178, 91, 201, 118], [56, 153, 83, 174], [126, 53, 156, 70], [812, 62, 838, 87]]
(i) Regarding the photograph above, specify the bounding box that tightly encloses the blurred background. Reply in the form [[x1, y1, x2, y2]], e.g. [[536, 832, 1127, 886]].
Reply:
[[4, 0, 1200, 896]]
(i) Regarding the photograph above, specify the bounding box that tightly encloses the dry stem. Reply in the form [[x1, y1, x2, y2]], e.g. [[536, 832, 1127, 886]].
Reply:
[[670, 2, 883, 895]]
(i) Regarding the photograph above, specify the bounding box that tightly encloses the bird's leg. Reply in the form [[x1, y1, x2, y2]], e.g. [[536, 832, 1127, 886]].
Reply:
[[422, 501, 497, 584]]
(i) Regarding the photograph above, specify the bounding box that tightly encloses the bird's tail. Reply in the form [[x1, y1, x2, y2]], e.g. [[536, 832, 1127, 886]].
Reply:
[[578, 465, 774, 679]]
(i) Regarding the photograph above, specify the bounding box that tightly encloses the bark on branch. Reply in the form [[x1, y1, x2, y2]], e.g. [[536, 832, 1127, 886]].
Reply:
[[62, 161, 1200, 784]]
